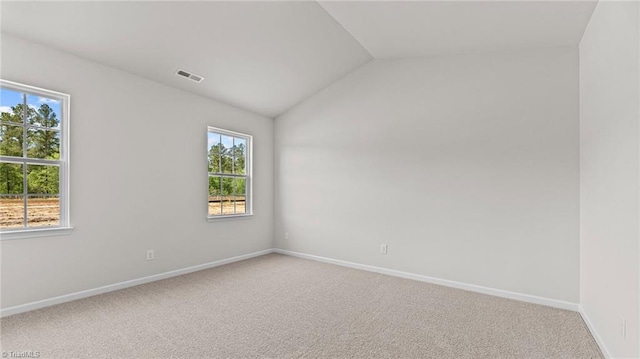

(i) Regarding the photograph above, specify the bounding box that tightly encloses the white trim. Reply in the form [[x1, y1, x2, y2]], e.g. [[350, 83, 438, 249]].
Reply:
[[207, 213, 254, 222], [274, 248, 580, 312], [0, 248, 274, 317], [0, 79, 70, 100], [0, 226, 73, 240], [579, 306, 612, 359], [207, 126, 252, 140]]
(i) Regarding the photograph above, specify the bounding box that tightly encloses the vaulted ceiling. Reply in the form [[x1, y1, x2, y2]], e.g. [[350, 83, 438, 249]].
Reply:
[[318, 1, 597, 59], [0, 1, 597, 118]]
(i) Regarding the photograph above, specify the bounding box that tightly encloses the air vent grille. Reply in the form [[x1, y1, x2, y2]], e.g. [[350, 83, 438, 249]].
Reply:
[[175, 69, 204, 83]]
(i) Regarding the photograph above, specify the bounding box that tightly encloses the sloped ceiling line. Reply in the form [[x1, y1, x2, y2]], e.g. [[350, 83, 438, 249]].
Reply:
[[1, 1, 597, 118]]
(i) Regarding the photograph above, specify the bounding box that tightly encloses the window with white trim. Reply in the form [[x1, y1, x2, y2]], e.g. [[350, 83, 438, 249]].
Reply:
[[207, 127, 252, 218], [0, 80, 71, 235]]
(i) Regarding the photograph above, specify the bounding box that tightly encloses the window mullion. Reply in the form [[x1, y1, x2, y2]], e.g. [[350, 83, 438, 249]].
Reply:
[[22, 93, 27, 158], [25, 124, 60, 132], [22, 93, 27, 228], [232, 137, 236, 214], [0, 156, 61, 166], [22, 162, 27, 228], [25, 159, 62, 166], [207, 172, 245, 178], [0, 122, 61, 132]]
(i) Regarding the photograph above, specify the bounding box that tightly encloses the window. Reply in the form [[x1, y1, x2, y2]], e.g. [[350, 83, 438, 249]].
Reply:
[[0, 80, 71, 238], [207, 127, 252, 219]]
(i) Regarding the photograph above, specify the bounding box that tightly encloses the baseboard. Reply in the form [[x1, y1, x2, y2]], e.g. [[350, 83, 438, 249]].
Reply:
[[0, 248, 275, 318], [3, 246, 605, 355], [578, 306, 612, 359], [274, 248, 580, 312]]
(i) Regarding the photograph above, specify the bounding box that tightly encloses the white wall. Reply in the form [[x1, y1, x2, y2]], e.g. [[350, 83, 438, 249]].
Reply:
[[275, 47, 580, 302], [579, 1, 640, 357], [0, 34, 274, 308]]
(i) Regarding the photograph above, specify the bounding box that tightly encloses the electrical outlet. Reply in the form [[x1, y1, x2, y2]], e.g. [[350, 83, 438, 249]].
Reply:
[[620, 316, 627, 339], [380, 244, 387, 254], [284, 232, 289, 240], [146, 249, 154, 261]]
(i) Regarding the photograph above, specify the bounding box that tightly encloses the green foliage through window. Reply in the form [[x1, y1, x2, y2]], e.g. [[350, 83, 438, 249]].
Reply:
[[207, 129, 250, 216], [1, 85, 65, 229]]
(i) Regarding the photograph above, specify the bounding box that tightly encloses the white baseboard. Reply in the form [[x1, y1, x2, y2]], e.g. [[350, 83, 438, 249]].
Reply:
[[0, 248, 275, 318], [4, 246, 607, 357], [578, 306, 612, 359], [274, 248, 580, 312]]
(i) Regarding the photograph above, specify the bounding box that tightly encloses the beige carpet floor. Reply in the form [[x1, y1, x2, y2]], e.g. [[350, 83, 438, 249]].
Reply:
[[1, 253, 602, 359]]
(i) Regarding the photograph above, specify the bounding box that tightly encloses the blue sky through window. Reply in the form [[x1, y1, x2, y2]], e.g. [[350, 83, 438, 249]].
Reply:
[[1, 88, 62, 125], [221, 135, 233, 149], [208, 132, 220, 152], [0, 88, 23, 112], [208, 131, 243, 152]]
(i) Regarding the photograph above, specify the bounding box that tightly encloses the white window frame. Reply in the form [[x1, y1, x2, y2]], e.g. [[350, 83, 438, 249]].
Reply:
[[206, 126, 253, 220], [0, 79, 72, 240]]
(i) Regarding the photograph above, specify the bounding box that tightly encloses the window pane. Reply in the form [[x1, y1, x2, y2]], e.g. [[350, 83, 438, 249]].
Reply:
[[27, 196, 59, 227], [0, 124, 24, 157], [0, 196, 24, 228], [234, 177, 246, 195], [27, 164, 59, 194], [233, 137, 246, 174], [221, 134, 233, 151], [209, 201, 222, 216], [27, 128, 60, 159], [208, 176, 222, 216], [233, 178, 246, 214], [222, 197, 234, 215], [208, 176, 221, 196], [222, 177, 233, 196], [234, 196, 246, 214], [0, 88, 25, 124], [221, 152, 233, 174], [27, 94, 61, 129], [0, 163, 24, 194], [207, 132, 221, 173], [222, 177, 234, 214], [221, 135, 233, 174]]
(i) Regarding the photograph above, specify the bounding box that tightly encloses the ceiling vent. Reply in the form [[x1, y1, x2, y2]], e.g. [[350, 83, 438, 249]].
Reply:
[[176, 69, 204, 83]]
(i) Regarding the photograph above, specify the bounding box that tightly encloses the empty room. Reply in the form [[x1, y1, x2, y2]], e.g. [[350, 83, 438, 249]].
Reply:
[[0, 0, 638, 358]]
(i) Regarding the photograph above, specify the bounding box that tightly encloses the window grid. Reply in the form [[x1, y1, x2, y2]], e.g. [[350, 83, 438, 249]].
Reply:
[[0, 80, 69, 232], [207, 127, 251, 218]]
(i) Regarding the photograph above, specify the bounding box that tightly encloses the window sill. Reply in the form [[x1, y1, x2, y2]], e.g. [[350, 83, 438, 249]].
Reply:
[[207, 213, 254, 222], [0, 226, 74, 240]]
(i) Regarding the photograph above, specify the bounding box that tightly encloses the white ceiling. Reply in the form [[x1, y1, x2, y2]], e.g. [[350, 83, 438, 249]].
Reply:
[[0, 1, 372, 118], [319, 1, 598, 59], [1, 1, 597, 118]]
